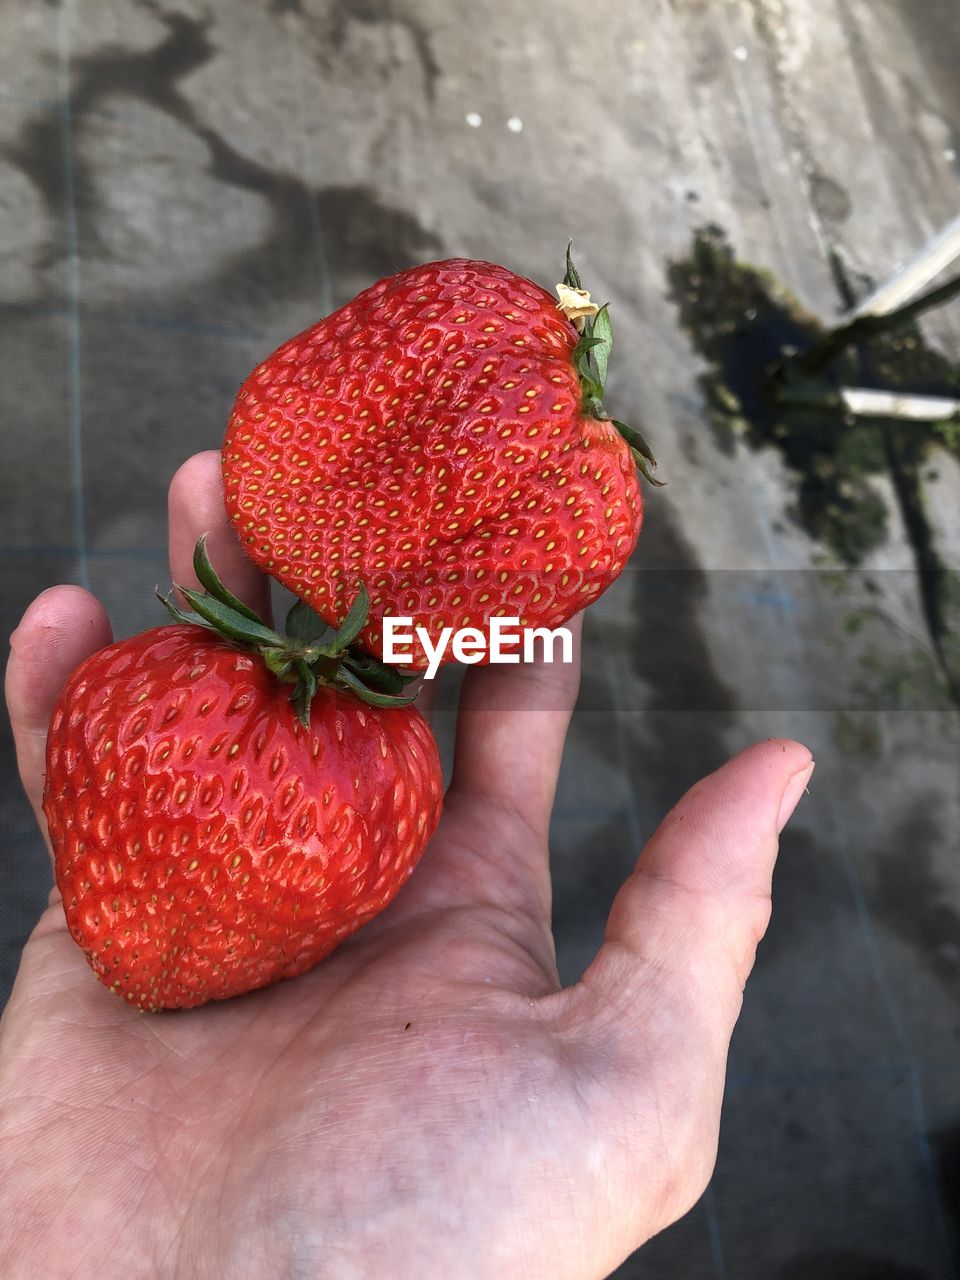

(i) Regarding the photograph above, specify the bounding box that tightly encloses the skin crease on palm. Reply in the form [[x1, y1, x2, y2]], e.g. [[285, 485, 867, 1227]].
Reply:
[[0, 451, 813, 1280]]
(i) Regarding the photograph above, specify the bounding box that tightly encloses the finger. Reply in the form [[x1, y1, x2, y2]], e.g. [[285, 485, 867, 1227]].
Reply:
[[168, 450, 272, 622], [382, 617, 580, 954], [5, 587, 113, 846], [552, 740, 813, 1239], [410, 672, 439, 725], [570, 738, 814, 1047], [447, 612, 582, 839]]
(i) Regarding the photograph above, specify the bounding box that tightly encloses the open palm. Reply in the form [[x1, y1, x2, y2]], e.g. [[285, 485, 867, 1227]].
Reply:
[[1, 453, 813, 1279]]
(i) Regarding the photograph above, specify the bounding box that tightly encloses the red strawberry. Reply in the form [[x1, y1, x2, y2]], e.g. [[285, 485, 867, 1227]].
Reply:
[[222, 251, 658, 668], [42, 542, 442, 1011]]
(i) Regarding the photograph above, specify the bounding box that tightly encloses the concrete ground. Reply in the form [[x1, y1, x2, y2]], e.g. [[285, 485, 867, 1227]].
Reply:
[[1, 0, 958, 1275]]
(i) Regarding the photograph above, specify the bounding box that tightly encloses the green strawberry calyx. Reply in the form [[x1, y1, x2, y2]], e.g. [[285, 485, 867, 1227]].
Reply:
[[561, 245, 664, 487], [158, 535, 419, 727]]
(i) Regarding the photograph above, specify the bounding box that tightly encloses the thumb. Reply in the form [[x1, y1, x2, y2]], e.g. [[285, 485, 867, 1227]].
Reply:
[[553, 740, 814, 1251], [575, 739, 813, 1043]]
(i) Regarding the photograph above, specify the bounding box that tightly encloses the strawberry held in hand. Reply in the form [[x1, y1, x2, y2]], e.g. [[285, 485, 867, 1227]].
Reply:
[[222, 250, 658, 668], [42, 541, 442, 1012]]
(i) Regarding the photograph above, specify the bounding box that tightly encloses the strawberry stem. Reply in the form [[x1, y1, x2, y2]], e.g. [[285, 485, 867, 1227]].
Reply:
[[563, 245, 664, 486], [158, 538, 418, 726]]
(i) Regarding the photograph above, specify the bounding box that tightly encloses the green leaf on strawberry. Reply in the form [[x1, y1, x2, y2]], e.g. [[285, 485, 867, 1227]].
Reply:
[[285, 599, 333, 647], [562, 247, 661, 484], [160, 540, 417, 727]]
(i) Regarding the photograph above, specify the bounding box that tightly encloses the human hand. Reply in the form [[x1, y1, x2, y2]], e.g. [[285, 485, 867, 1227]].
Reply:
[[1, 451, 813, 1279]]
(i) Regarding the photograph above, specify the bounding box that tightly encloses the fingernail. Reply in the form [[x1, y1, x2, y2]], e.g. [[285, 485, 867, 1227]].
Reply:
[[777, 760, 815, 833]]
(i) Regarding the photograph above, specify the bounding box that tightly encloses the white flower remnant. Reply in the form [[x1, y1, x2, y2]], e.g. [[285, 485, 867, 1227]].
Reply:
[[555, 282, 599, 331], [382, 617, 574, 680]]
